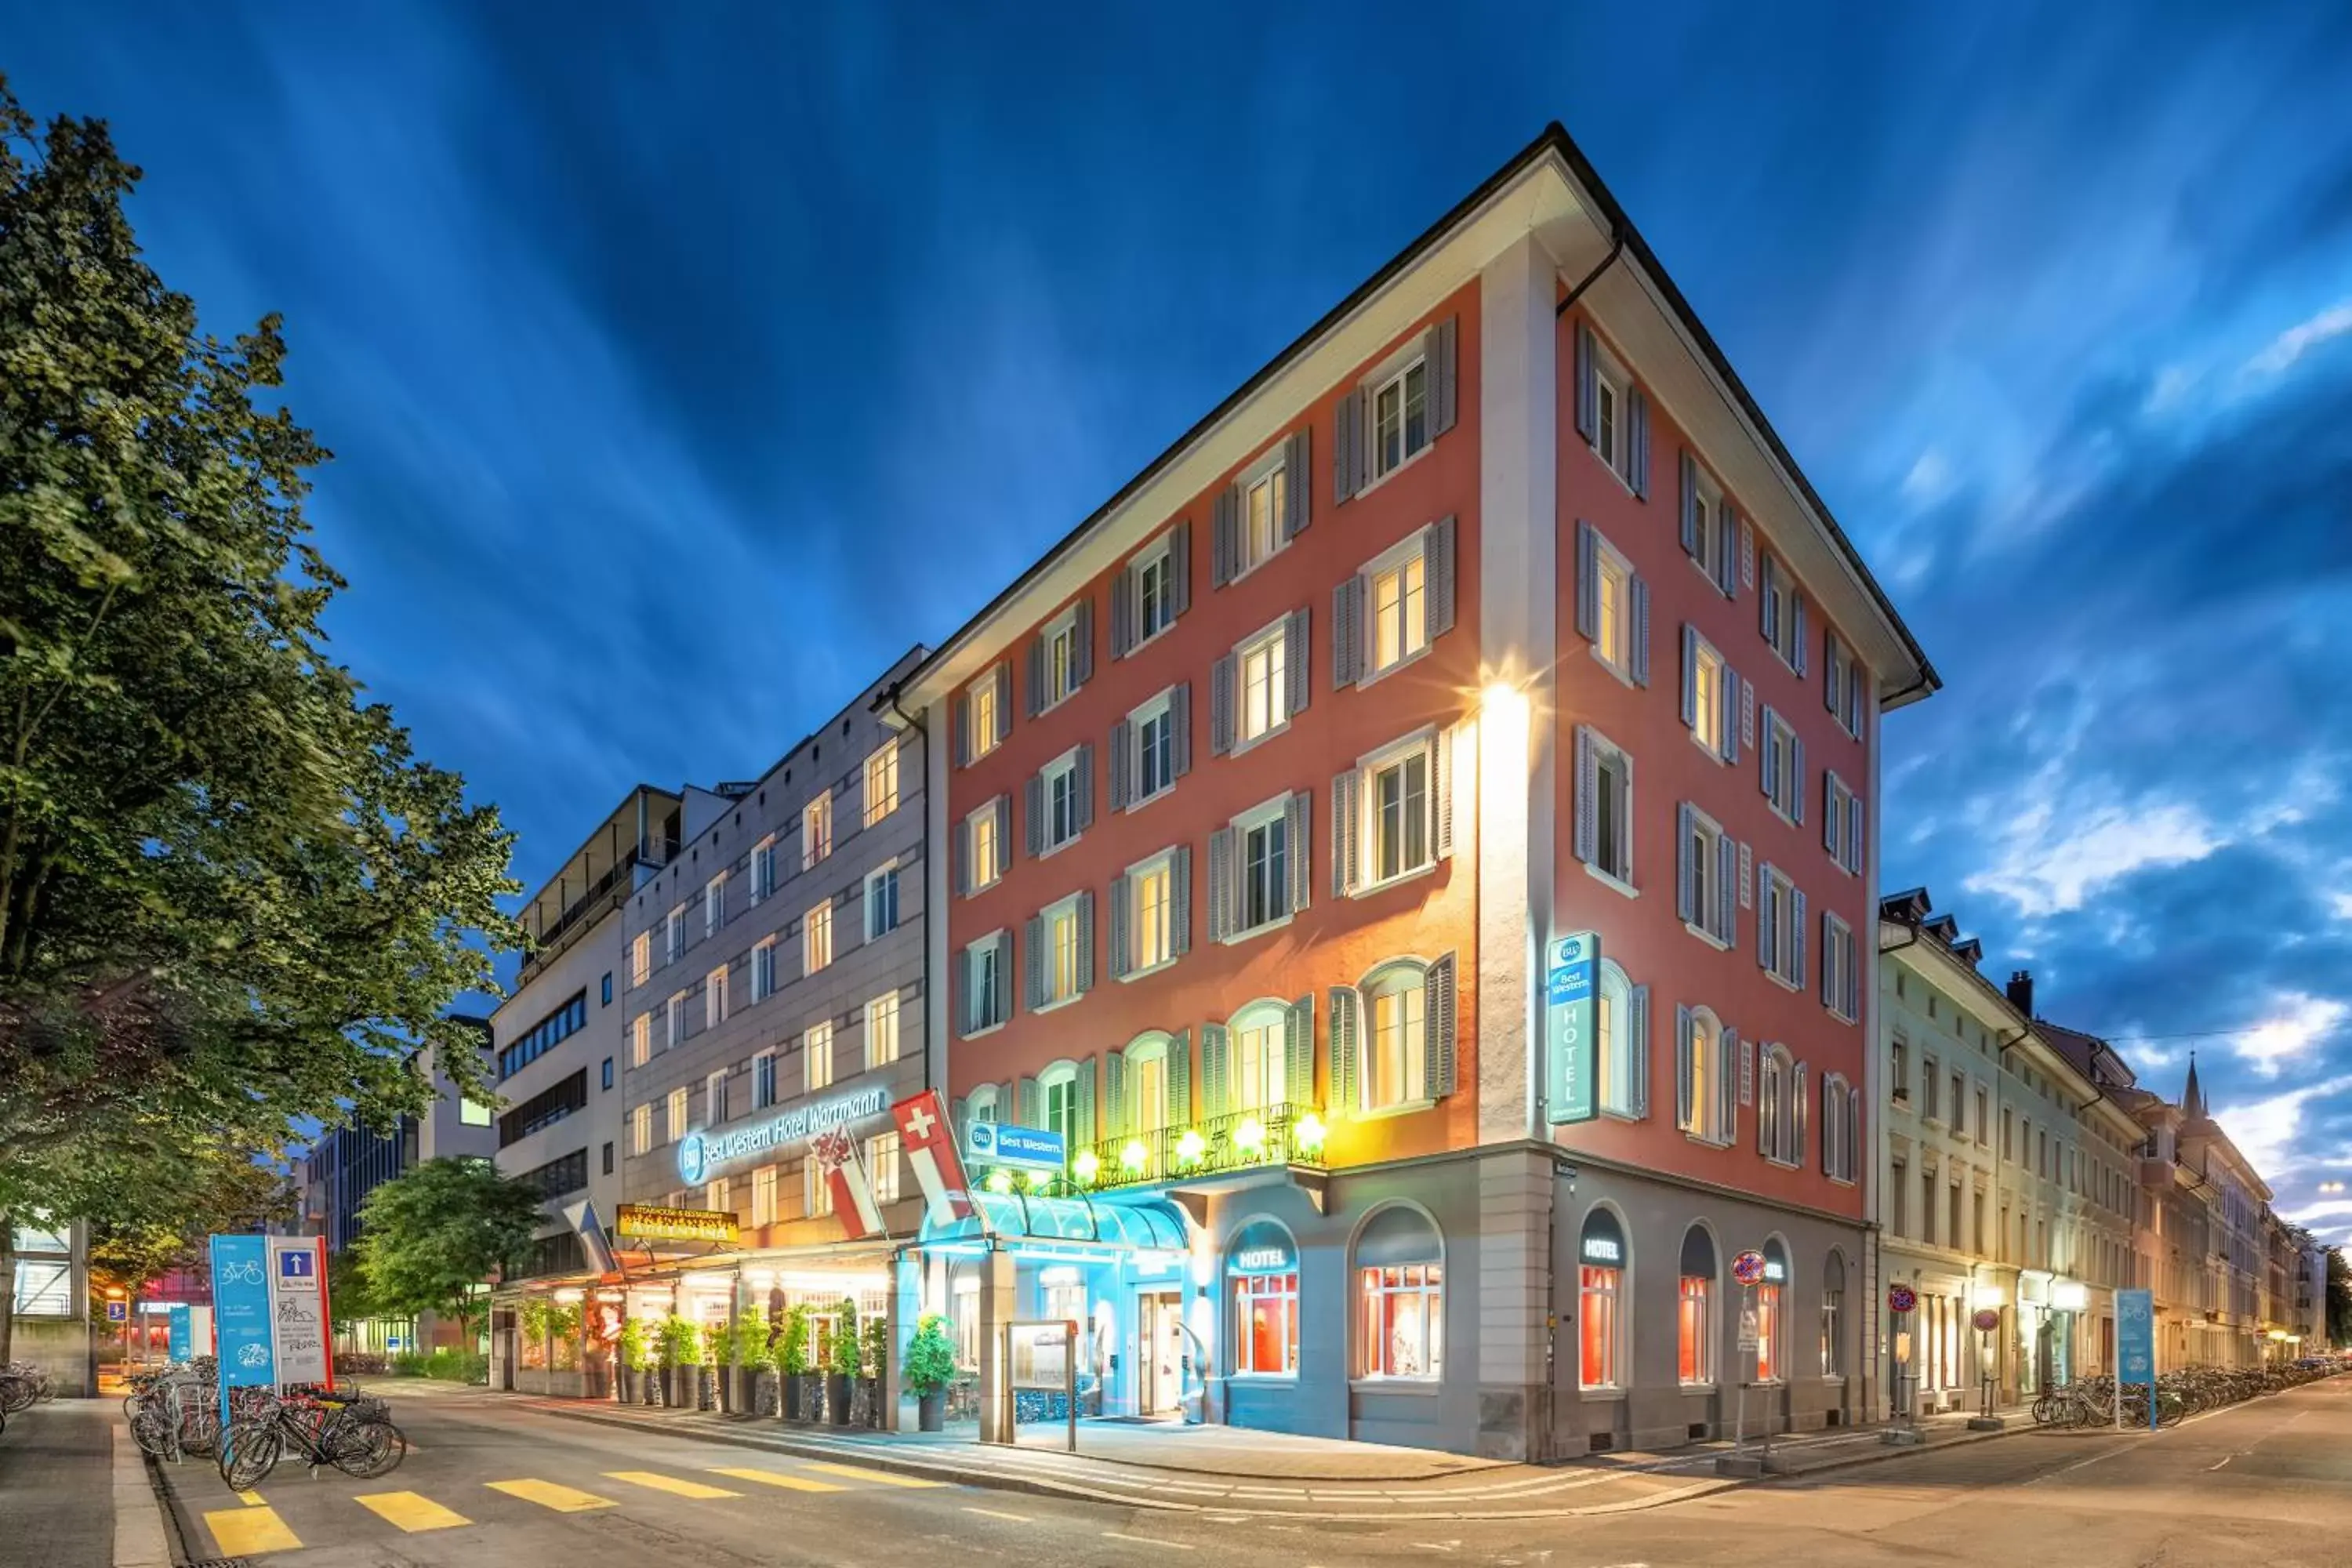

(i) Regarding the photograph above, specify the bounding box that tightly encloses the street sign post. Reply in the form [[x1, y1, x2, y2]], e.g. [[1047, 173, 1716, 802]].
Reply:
[[1544, 933, 1601, 1125], [105, 1299, 127, 1323], [2118, 1287, 2157, 1432], [209, 1234, 274, 1428], [1886, 1283, 1918, 1438], [267, 1236, 332, 1388]]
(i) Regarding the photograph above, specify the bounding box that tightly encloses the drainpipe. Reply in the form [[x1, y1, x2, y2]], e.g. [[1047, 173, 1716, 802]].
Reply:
[[1553, 231, 1626, 318], [884, 680, 934, 1095]]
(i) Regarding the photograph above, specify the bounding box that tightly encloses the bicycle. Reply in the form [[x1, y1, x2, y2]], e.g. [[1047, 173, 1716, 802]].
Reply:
[[216, 1389, 405, 1489]]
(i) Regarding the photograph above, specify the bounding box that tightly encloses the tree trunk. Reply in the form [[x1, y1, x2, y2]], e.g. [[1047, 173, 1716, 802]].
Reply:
[[0, 1207, 16, 1367]]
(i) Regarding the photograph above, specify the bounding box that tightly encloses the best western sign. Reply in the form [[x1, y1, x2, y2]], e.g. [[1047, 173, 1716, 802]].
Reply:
[[677, 1084, 890, 1184]]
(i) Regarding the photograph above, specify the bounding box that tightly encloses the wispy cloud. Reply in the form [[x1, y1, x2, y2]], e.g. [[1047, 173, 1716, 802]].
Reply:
[[2245, 299, 2352, 378], [2234, 996, 2352, 1079]]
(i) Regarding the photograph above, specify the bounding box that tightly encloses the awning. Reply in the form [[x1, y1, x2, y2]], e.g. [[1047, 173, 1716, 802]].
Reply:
[[919, 1191, 1191, 1252]]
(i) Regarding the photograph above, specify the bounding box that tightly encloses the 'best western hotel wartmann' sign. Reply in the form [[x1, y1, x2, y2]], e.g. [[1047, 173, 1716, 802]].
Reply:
[[677, 1084, 890, 1184]]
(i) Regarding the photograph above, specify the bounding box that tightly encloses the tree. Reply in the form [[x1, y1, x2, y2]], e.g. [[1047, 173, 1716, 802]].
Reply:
[[2328, 1247, 2351, 1348], [354, 1158, 542, 1348], [328, 1246, 379, 1335], [0, 75, 518, 1358], [87, 1142, 293, 1294]]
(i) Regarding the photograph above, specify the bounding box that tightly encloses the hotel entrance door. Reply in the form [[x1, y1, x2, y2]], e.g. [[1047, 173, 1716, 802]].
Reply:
[[1138, 1290, 1185, 1418]]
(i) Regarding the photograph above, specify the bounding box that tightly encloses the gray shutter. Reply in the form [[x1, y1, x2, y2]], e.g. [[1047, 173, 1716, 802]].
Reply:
[[1075, 1057, 1095, 1149], [1111, 564, 1135, 658], [1328, 987, 1359, 1113], [1284, 789, 1311, 914], [1724, 670, 1744, 766], [1334, 388, 1365, 505], [1627, 389, 1650, 499], [1759, 554, 1778, 644], [1283, 427, 1312, 537], [1105, 1048, 1127, 1135], [1284, 608, 1310, 716], [1759, 707, 1777, 800], [1076, 891, 1094, 994], [1432, 724, 1455, 859], [1200, 1023, 1230, 1119], [996, 793, 1014, 870], [1679, 450, 1700, 557], [1573, 725, 1597, 865], [1167, 1029, 1192, 1125], [996, 932, 1014, 1025], [1207, 826, 1235, 943], [1717, 833, 1738, 946], [1170, 681, 1192, 778], [1792, 736, 1806, 826], [994, 664, 1013, 748], [1794, 593, 1811, 677], [954, 947, 973, 1035], [1824, 632, 1842, 715], [1210, 653, 1236, 756], [1574, 322, 1596, 444], [1285, 996, 1314, 1110], [1726, 1029, 1745, 1134], [1795, 1062, 1810, 1164], [1017, 1076, 1040, 1130], [1628, 985, 1651, 1117], [1428, 316, 1458, 437], [1025, 771, 1045, 857], [1849, 800, 1866, 879], [1425, 516, 1457, 640], [1675, 802, 1695, 922], [1632, 576, 1652, 687], [1331, 575, 1365, 686], [1824, 774, 1838, 855], [953, 816, 969, 898], [1821, 909, 1836, 1007], [1793, 888, 1808, 985], [1674, 1004, 1693, 1129], [1425, 953, 1457, 1096], [1757, 862, 1775, 969], [1574, 521, 1599, 641], [1171, 844, 1192, 956], [1074, 598, 1094, 686], [1212, 485, 1240, 588], [953, 691, 971, 767], [1026, 636, 1045, 717], [1332, 770, 1359, 897], [1075, 742, 1094, 832], [1733, 515, 1751, 597], [1024, 913, 1045, 1009], [1679, 625, 1700, 728], [1169, 521, 1192, 616], [1108, 873, 1131, 979], [1109, 720, 1132, 811]]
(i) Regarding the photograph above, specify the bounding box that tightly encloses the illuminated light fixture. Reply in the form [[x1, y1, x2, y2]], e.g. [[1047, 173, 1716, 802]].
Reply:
[[1234, 1116, 1266, 1155], [742, 1269, 776, 1289], [1023, 1169, 1048, 1192], [1175, 1128, 1207, 1165], [552, 1288, 586, 1304], [1072, 1150, 1101, 1184], [1293, 1113, 1327, 1155], [680, 1272, 731, 1290], [1120, 1139, 1149, 1173], [986, 1170, 1015, 1194], [2050, 1280, 2089, 1312]]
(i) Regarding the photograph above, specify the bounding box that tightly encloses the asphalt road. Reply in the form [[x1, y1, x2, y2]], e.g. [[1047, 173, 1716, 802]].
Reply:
[[155, 1377, 2352, 1566]]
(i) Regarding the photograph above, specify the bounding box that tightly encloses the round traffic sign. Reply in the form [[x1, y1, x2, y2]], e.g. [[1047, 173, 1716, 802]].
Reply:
[[1886, 1283, 1918, 1314], [1973, 1308, 2001, 1333], [1732, 1249, 1769, 1288]]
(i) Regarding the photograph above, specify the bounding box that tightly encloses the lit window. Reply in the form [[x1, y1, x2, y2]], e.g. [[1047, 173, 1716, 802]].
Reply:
[[459, 1098, 492, 1127], [1043, 615, 1080, 710], [630, 1013, 652, 1068], [751, 1165, 779, 1228], [1132, 855, 1174, 971], [1238, 624, 1288, 743], [865, 992, 900, 1068], [863, 741, 898, 827], [1595, 539, 1635, 677], [1233, 1004, 1288, 1111], [1370, 355, 1430, 480], [1232, 1269, 1299, 1376], [1358, 1263, 1443, 1379], [630, 1103, 652, 1156], [1368, 746, 1431, 884], [1370, 554, 1428, 674], [1366, 967, 1427, 1110], [1123, 1037, 1167, 1134], [804, 899, 833, 975], [1595, 961, 1645, 1119], [665, 1087, 689, 1142], [804, 1022, 835, 1093], [1244, 463, 1286, 572], [805, 1155, 831, 1217], [1755, 1279, 1784, 1381], [802, 792, 833, 871], [630, 932, 651, 985], [866, 1133, 901, 1205], [1686, 631, 1737, 760], [1040, 895, 1083, 1007], [1677, 1006, 1733, 1145], [967, 800, 1003, 890], [1040, 1067, 1080, 1152], [1679, 1273, 1714, 1385], [967, 669, 1002, 762]]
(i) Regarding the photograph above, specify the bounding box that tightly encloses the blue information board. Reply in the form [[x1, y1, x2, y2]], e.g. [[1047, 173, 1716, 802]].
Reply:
[[209, 1234, 276, 1426], [167, 1304, 192, 1361], [2118, 1287, 2157, 1430], [1544, 933, 1601, 1125]]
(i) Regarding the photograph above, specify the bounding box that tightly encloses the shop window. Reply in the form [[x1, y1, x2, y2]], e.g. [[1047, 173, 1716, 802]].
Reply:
[[1578, 1208, 1628, 1388], [1040, 1265, 1086, 1328], [1678, 1225, 1718, 1385], [952, 1277, 981, 1368], [1755, 1240, 1789, 1382], [1229, 1219, 1300, 1377], [1821, 1250, 1847, 1377], [1355, 1205, 1443, 1381]]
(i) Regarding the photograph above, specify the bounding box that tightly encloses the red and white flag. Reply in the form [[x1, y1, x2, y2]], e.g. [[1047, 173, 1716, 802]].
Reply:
[[812, 1127, 884, 1240], [891, 1090, 974, 1227]]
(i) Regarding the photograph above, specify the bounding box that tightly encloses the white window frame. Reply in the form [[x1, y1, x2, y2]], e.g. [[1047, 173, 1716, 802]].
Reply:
[[804, 898, 833, 975], [1369, 344, 1432, 484], [866, 1132, 901, 1205], [666, 1087, 690, 1143], [1823, 911, 1860, 1022], [963, 931, 1007, 1037], [1041, 747, 1083, 852], [1590, 341, 1632, 490], [751, 1163, 779, 1228], [1686, 805, 1731, 948], [704, 1068, 728, 1129], [1040, 891, 1085, 1010], [750, 835, 777, 904], [1127, 689, 1177, 808], [865, 862, 899, 941], [1761, 554, 1802, 670], [751, 937, 778, 1004], [1037, 1060, 1082, 1154], [666, 989, 689, 1049], [1238, 445, 1290, 578], [1759, 1044, 1799, 1167], [1583, 728, 1635, 896], [1679, 1006, 1733, 1146], [704, 964, 729, 1029], [1591, 530, 1637, 682], [1123, 848, 1178, 978], [1690, 463, 1730, 586], [630, 1012, 652, 1068], [753, 1048, 778, 1111], [1361, 960, 1431, 1112], [1823, 1074, 1857, 1183], [863, 740, 899, 827], [1231, 1000, 1290, 1112], [805, 1153, 832, 1218], [665, 904, 685, 963], [1761, 864, 1802, 989], [966, 800, 1004, 891], [1362, 532, 1431, 682], [1686, 631, 1733, 761], [1133, 536, 1177, 647], [967, 670, 1002, 763], [630, 931, 652, 986], [802, 791, 833, 871], [1122, 1035, 1171, 1134], [1764, 710, 1801, 823], [704, 873, 725, 937], [804, 1021, 835, 1093], [1233, 793, 1294, 937], [865, 991, 901, 1069], [1234, 618, 1292, 748], [1357, 728, 1439, 893], [630, 1103, 653, 1156], [1041, 607, 1080, 712], [1595, 960, 1638, 1119]]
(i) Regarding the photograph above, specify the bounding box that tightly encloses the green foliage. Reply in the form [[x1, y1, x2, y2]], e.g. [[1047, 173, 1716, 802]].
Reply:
[[326, 1248, 378, 1332], [823, 1299, 858, 1376], [728, 1306, 768, 1371], [658, 1314, 701, 1367], [903, 1313, 956, 1394], [0, 74, 520, 1341], [861, 1316, 889, 1379], [392, 1348, 486, 1383], [775, 1304, 811, 1377], [547, 1303, 582, 1370], [519, 1299, 554, 1345], [2329, 1247, 2351, 1347], [353, 1157, 541, 1345], [703, 1319, 732, 1367], [618, 1316, 650, 1373], [88, 1147, 292, 1293]]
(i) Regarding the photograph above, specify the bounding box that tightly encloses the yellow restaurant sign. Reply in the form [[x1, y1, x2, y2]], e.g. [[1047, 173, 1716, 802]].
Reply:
[[613, 1203, 739, 1243]]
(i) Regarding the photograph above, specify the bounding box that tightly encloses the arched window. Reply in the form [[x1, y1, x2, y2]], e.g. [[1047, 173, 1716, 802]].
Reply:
[[1759, 1045, 1805, 1166], [1228, 1218, 1300, 1377], [1595, 962, 1649, 1118], [1755, 1237, 1791, 1382], [1229, 1001, 1290, 1112], [1030, 1059, 1091, 1160], [1820, 1250, 1847, 1377], [1675, 1007, 1735, 1144], [1678, 1224, 1718, 1385], [1578, 1208, 1628, 1388], [1355, 1204, 1444, 1381], [1117, 1033, 1171, 1136], [1821, 1074, 1857, 1181], [1331, 956, 1459, 1112], [964, 1084, 1000, 1126]]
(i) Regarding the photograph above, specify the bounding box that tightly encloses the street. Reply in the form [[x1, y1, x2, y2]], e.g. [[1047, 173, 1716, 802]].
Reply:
[[138, 1377, 2352, 1566]]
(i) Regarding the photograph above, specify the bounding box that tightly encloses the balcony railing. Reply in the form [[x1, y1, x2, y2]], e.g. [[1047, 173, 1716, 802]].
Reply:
[[1058, 1102, 1327, 1195]]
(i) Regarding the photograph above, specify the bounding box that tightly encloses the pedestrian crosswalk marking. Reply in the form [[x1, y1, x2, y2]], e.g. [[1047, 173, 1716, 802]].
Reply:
[[204, 1503, 303, 1555], [803, 1461, 946, 1489], [356, 1490, 472, 1532], [710, 1465, 848, 1493], [605, 1469, 743, 1500], [487, 1477, 617, 1512], [236, 1490, 267, 1506]]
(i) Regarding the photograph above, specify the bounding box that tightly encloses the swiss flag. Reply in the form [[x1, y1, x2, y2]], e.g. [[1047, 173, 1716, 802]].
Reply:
[[891, 1090, 974, 1227]]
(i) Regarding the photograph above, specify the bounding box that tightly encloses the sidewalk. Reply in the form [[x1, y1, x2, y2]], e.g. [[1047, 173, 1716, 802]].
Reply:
[[397, 1380, 2078, 1520], [0, 1399, 169, 1568]]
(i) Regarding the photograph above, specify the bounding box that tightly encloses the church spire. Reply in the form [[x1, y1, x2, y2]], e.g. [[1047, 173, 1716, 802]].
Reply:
[[2183, 1051, 2205, 1120]]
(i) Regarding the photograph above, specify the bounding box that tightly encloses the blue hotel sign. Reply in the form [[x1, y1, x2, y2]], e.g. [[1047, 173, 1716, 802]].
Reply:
[[1545, 932, 1601, 1126], [967, 1121, 1066, 1174]]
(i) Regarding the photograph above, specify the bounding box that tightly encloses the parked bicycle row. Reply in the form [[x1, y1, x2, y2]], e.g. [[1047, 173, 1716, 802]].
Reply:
[[0, 1359, 59, 1435], [122, 1357, 407, 1486], [2031, 1355, 2351, 1428]]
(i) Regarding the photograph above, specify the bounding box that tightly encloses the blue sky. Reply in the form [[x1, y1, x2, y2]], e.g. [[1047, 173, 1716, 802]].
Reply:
[[12, 3, 2352, 1234]]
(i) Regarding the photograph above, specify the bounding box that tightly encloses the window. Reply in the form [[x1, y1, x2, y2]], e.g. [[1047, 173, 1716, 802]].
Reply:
[[1356, 1207, 1443, 1379], [866, 863, 900, 940], [1132, 691, 1177, 804], [1243, 461, 1287, 574], [967, 667, 1003, 762], [665, 1087, 689, 1142], [1683, 629, 1738, 762], [750, 835, 777, 903], [1758, 863, 1804, 988], [751, 937, 778, 1004], [1821, 1253, 1847, 1377], [1593, 353, 1624, 475], [1370, 551, 1428, 675], [1370, 744, 1431, 884], [705, 1178, 726, 1214], [1824, 632, 1864, 739], [1041, 613, 1080, 711], [803, 792, 833, 871], [1137, 539, 1176, 644], [460, 1096, 493, 1127], [1233, 1002, 1288, 1112], [804, 1021, 835, 1093], [1893, 1036, 1911, 1103], [1575, 521, 1643, 682], [1241, 805, 1290, 932], [1678, 1227, 1718, 1385], [601, 1056, 614, 1092], [1824, 772, 1861, 873], [704, 873, 725, 936], [1595, 960, 1646, 1118], [962, 932, 1008, 1035], [1759, 554, 1806, 671], [1238, 622, 1290, 744], [630, 1013, 652, 1068], [1951, 1072, 1967, 1137], [12, 1260, 70, 1316], [1682, 454, 1734, 592], [1678, 803, 1734, 946], [1677, 1005, 1734, 1145], [967, 798, 1004, 891], [1579, 1210, 1628, 1388], [666, 990, 689, 1049], [1232, 1267, 1299, 1376], [1759, 1044, 1802, 1166], [864, 742, 899, 827], [601, 971, 613, 1007], [495, 989, 590, 1078], [1762, 709, 1802, 822], [1755, 1278, 1784, 1383], [1039, 894, 1085, 1007], [1923, 1056, 1942, 1121], [804, 898, 833, 974], [1822, 1074, 1857, 1181], [630, 1103, 652, 1155], [1366, 964, 1428, 1110], [602, 1142, 615, 1176], [754, 1050, 777, 1110], [665, 904, 685, 962], [865, 992, 900, 1068], [704, 964, 729, 1029], [866, 1133, 901, 1205], [1574, 727, 1634, 889], [630, 931, 651, 986], [705, 1069, 728, 1129], [1371, 352, 1430, 480], [1122, 1036, 1169, 1134], [1128, 851, 1178, 973], [752, 1164, 779, 1228], [805, 1155, 832, 1218], [1040, 1066, 1081, 1152]]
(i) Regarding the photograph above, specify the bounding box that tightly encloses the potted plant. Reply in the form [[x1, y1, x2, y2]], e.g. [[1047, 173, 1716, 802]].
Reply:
[[825, 1299, 858, 1427], [861, 1316, 890, 1428], [518, 1299, 553, 1393], [906, 1313, 956, 1432], [658, 1314, 699, 1408], [704, 1321, 732, 1413], [549, 1302, 585, 1398], [731, 1307, 771, 1415], [618, 1316, 648, 1404], [777, 1304, 813, 1421]]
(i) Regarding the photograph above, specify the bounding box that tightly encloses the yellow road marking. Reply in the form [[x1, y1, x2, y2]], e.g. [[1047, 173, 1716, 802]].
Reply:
[[803, 1461, 945, 1488], [604, 1469, 743, 1499], [236, 1490, 266, 1507], [204, 1504, 302, 1555], [964, 1504, 1033, 1522], [355, 1490, 472, 1532], [710, 1465, 847, 1493], [486, 1478, 616, 1512]]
